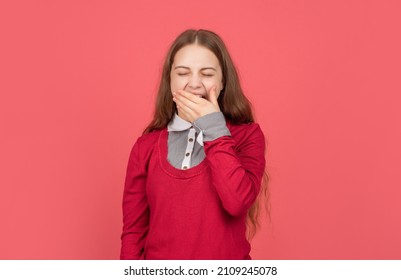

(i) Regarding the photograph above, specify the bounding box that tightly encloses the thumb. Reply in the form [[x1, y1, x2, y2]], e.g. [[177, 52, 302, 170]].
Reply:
[[208, 86, 219, 106]]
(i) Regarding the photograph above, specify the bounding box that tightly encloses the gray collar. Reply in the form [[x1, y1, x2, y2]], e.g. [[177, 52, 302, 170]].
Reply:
[[167, 114, 192, 132], [167, 114, 204, 146]]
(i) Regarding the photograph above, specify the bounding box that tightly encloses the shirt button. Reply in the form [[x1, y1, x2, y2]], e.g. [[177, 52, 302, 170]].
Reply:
[[188, 138, 194, 142], [185, 152, 190, 157], [183, 166, 188, 170]]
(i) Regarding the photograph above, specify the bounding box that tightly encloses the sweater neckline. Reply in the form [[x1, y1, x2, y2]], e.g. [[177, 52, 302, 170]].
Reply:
[[158, 128, 208, 178]]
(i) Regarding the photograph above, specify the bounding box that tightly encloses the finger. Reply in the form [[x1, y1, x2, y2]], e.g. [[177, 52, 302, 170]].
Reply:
[[173, 93, 198, 113], [175, 100, 197, 122], [173, 91, 202, 110], [207, 86, 219, 106], [176, 89, 203, 104]]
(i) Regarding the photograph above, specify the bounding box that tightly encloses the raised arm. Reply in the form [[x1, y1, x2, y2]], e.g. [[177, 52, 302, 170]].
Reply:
[[202, 122, 266, 217], [172, 87, 266, 216]]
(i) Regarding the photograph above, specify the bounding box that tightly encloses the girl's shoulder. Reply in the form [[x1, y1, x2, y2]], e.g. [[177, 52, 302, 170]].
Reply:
[[226, 121, 264, 139], [130, 128, 164, 156], [138, 128, 163, 142], [226, 121, 265, 149]]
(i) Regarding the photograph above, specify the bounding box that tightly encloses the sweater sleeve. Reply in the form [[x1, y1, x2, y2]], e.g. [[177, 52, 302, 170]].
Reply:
[[193, 112, 231, 141], [120, 138, 150, 259], [203, 123, 266, 217]]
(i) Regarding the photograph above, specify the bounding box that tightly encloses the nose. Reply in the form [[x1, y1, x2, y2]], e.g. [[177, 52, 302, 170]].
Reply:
[[186, 74, 203, 90]]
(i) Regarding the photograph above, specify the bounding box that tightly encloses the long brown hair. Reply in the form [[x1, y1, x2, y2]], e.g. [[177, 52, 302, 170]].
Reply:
[[144, 29, 269, 239]]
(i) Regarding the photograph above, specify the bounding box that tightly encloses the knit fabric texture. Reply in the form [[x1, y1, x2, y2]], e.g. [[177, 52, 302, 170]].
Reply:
[[121, 122, 266, 260]]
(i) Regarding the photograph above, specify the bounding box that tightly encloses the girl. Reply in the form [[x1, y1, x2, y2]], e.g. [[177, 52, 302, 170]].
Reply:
[[120, 29, 267, 260]]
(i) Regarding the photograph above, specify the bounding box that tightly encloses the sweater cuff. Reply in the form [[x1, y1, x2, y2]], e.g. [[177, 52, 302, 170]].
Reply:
[[193, 112, 231, 142]]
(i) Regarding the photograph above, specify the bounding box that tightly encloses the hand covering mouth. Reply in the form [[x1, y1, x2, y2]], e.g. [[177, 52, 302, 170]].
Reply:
[[190, 92, 206, 98]]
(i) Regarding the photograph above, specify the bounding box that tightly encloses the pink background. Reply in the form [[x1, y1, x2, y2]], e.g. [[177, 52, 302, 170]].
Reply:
[[1, 0, 400, 259]]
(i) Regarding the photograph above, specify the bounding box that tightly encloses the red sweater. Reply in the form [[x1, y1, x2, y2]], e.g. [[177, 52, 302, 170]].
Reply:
[[120, 122, 266, 259]]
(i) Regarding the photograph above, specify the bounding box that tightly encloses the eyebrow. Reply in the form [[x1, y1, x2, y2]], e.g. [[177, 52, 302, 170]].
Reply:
[[173, 66, 217, 71]]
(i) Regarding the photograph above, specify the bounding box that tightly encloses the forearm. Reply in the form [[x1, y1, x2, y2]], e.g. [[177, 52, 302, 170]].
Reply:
[[205, 136, 265, 216], [203, 123, 266, 216]]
